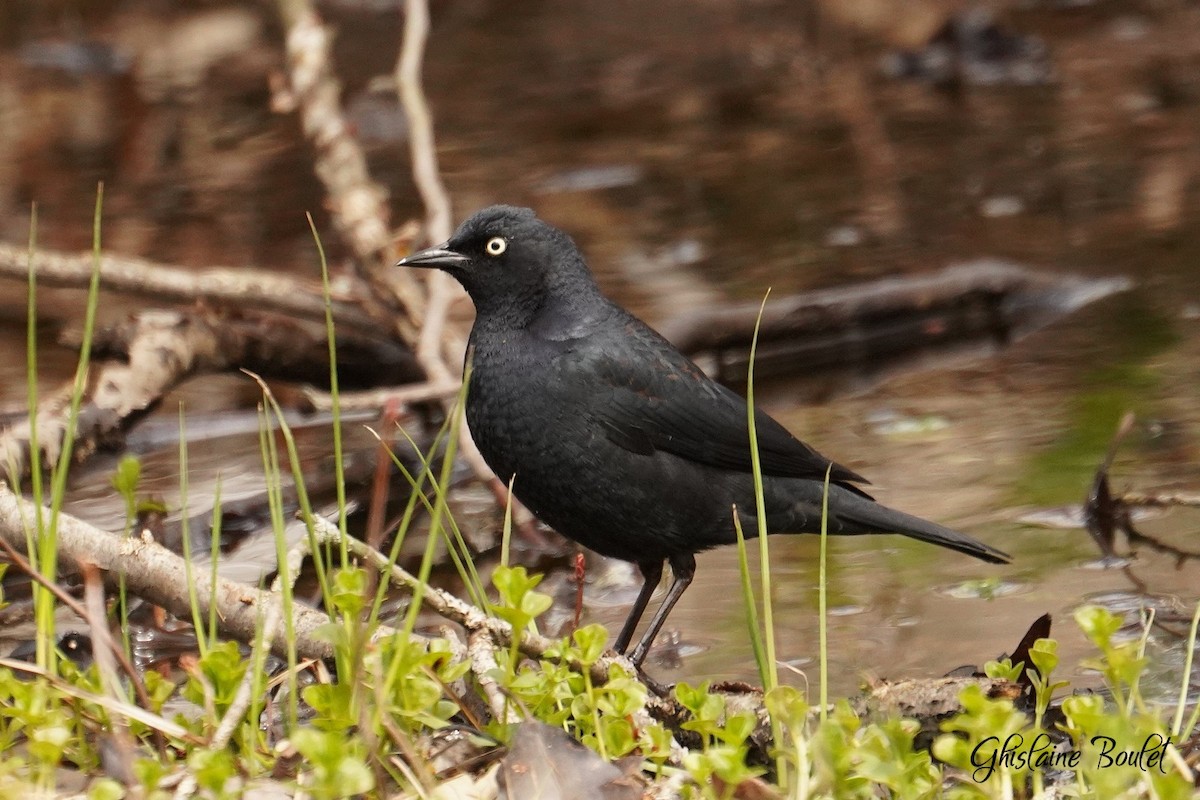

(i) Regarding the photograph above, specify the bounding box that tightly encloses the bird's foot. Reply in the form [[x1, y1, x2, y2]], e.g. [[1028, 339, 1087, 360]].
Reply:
[[609, 648, 674, 698], [637, 669, 673, 699], [627, 641, 650, 669]]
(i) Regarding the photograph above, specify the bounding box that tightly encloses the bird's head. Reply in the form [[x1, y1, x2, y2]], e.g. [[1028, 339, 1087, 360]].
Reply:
[[397, 205, 599, 323]]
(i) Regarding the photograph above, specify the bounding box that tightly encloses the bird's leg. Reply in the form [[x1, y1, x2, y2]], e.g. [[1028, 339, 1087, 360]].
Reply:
[[612, 560, 664, 655], [627, 553, 696, 668]]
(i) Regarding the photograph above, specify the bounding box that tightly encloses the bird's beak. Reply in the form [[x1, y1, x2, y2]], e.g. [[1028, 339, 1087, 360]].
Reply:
[[395, 244, 470, 270]]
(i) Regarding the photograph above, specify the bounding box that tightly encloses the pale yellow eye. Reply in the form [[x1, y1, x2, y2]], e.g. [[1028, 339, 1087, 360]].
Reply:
[[485, 236, 507, 256]]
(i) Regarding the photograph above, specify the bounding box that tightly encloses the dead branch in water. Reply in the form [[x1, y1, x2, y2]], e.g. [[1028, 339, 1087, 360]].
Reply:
[[395, 0, 461, 389], [1084, 413, 1200, 568], [0, 242, 384, 335], [0, 307, 420, 481], [659, 260, 1131, 386]]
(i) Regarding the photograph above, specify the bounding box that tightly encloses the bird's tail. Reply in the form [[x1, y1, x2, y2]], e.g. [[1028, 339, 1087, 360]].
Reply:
[[831, 488, 1010, 564]]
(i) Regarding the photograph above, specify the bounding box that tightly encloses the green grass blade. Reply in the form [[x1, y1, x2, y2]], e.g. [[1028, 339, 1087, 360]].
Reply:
[[739, 291, 777, 690], [733, 511, 767, 686], [308, 213, 351, 566], [38, 185, 106, 672], [501, 475, 516, 569], [176, 405, 208, 658], [1171, 598, 1200, 738], [23, 203, 43, 533], [387, 372, 489, 611], [819, 463, 831, 722], [746, 290, 786, 783], [21, 203, 46, 619], [745, 290, 777, 695], [257, 402, 300, 728], [364, 432, 434, 628], [207, 475, 224, 647]]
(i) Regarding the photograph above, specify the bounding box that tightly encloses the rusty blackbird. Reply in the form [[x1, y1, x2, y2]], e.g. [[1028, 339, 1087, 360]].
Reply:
[[398, 205, 1009, 667]]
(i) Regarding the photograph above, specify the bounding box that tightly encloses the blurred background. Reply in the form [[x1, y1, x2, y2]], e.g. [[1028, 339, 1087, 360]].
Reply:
[[0, 0, 1198, 694]]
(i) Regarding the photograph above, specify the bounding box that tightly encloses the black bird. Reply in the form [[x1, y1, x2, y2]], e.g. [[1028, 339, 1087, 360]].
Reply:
[[399, 206, 1010, 667]]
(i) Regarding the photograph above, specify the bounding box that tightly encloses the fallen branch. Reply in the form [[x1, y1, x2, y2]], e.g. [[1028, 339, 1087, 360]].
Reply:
[[1121, 491, 1200, 510], [1084, 413, 1200, 566], [0, 478, 638, 712], [0, 483, 1010, 775], [303, 514, 686, 761], [303, 379, 460, 412], [0, 483, 352, 660], [0, 241, 381, 335], [0, 484, 685, 756], [1, 310, 227, 479], [468, 628, 521, 725], [658, 261, 1132, 385]]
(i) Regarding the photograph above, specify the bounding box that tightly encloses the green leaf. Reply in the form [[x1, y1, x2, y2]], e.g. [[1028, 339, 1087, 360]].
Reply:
[[330, 567, 367, 617], [571, 624, 607, 666], [110, 455, 142, 498]]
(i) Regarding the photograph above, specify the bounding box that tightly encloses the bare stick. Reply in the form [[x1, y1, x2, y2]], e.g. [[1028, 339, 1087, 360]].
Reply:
[[212, 599, 283, 749], [1122, 492, 1200, 509], [305, 514, 683, 760], [0, 484, 361, 661], [80, 563, 140, 779], [395, 0, 462, 389], [468, 629, 520, 725], [397, 0, 452, 247], [393, 0, 499, 496], [0, 242, 378, 333], [0, 487, 688, 763], [277, 5, 427, 342], [303, 379, 460, 412]]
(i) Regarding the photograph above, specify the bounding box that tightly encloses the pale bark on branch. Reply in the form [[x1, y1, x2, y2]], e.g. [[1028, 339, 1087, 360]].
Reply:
[[0, 241, 382, 335], [1, 309, 228, 479], [277, 6, 431, 348], [0, 484, 347, 660]]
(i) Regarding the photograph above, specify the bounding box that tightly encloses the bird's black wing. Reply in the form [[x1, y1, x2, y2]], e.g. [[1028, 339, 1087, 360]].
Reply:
[[570, 325, 870, 488]]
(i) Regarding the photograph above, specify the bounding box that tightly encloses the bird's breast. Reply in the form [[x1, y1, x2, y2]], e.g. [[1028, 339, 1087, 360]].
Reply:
[[463, 333, 576, 475]]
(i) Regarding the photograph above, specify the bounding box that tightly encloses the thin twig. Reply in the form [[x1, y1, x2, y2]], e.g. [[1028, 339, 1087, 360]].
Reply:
[[397, 0, 452, 245], [212, 599, 284, 749], [396, 0, 458, 386], [81, 563, 138, 782], [468, 629, 520, 725], [440, 625, 490, 729], [1122, 492, 1200, 509], [306, 516, 604, 680], [302, 379, 460, 412], [305, 514, 684, 761], [392, 0, 502, 502]]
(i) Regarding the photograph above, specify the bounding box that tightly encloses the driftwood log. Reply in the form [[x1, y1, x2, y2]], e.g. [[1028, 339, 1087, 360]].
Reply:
[[659, 259, 1132, 387]]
